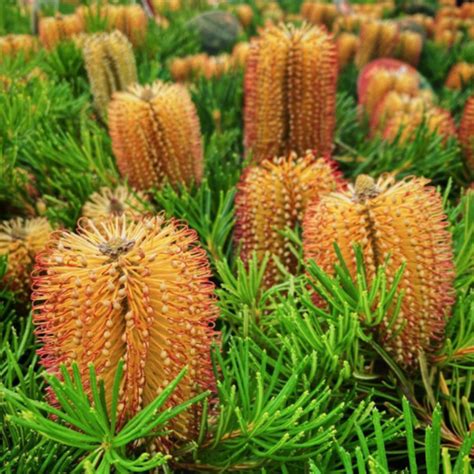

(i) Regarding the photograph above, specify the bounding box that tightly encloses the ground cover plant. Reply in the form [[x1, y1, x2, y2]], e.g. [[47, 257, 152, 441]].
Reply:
[[0, 0, 473, 472]]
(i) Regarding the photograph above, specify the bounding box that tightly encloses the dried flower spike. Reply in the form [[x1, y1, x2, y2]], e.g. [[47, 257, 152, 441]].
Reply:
[[235, 151, 341, 287], [83, 31, 138, 121], [33, 215, 218, 448], [303, 174, 455, 367], [244, 23, 337, 163], [459, 96, 474, 171], [82, 186, 149, 221], [0, 217, 52, 298], [108, 81, 203, 190]]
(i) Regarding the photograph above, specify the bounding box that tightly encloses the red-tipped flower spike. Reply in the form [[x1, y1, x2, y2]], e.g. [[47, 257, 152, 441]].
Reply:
[[235, 151, 342, 287], [32, 215, 218, 448], [459, 96, 474, 171], [244, 23, 338, 163], [303, 174, 455, 368], [0, 217, 52, 299], [108, 81, 203, 190]]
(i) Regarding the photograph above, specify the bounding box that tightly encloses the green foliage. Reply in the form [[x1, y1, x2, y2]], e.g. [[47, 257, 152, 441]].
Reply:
[[1, 1, 473, 472]]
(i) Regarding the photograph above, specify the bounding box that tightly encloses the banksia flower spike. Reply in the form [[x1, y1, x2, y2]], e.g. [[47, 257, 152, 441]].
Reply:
[[32, 215, 218, 449], [357, 59, 423, 119], [82, 186, 149, 222], [355, 21, 399, 69], [303, 174, 455, 368], [336, 33, 359, 69], [39, 13, 85, 49], [0, 217, 52, 299], [244, 23, 338, 163], [458, 96, 474, 171], [396, 30, 423, 67], [108, 81, 203, 190], [235, 151, 341, 287], [445, 62, 474, 90], [0, 34, 38, 59], [107, 5, 148, 46], [83, 31, 138, 121], [383, 106, 456, 145]]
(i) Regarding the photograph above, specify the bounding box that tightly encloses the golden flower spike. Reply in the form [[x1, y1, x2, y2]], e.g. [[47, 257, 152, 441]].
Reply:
[[32, 215, 219, 450], [383, 106, 456, 145], [0, 217, 52, 299], [83, 31, 138, 121], [235, 151, 342, 287], [39, 13, 85, 49], [459, 96, 474, 171], [244, 23, 338, 163], [303, 174, 455, 368], [355, 21, 399, 68], [108, 81, 203, 190], [82, 186, 149, 222], [0, 34, 38, 59]]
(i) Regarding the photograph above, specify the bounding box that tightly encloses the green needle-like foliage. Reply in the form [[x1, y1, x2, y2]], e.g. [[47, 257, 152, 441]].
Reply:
[[2, 363, 209, 473]]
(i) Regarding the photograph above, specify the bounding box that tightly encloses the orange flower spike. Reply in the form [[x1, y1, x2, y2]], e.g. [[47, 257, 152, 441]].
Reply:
[[32, 215, 219, 447], [108, 81, 203, 190], [445, 62, 474, 90], [303, 174, 455, 368], [244, 23, 337, 163], [39, 13, 85, 49], [235, 152, 342, 287], [459, 96, 474, 171], [397, 31, 423, 67], [0, 217, 52, 298], [82, 186, 149, 221], [337, 33, 359, 69], [383, 107, 456, 145], [356, 21, 399, 68]]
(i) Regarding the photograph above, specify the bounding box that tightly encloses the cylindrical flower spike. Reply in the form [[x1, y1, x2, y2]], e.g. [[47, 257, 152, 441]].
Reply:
[[0, 217, 52, 299], [108, 81, 203, 190], [396, 30, 423, 67], [355, 21, 399, 69], [32, 215, 219, 448], [0, 34, 38, 59], [357, 59, 422, 120], [303, 174, 455, 368], [83, 31, 138, 121], [383, 106, 456, 145], [458, 96, 474, 171], [445, 62, 474, 90], [336, 33, 359, 69], [244, 23, 338, 163], [39, 13, 85, 49], [235, 151, 342, 287], [82, 186, 149, 221]]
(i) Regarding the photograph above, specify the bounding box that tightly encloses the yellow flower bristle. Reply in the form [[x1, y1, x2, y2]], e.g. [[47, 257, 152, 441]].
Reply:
[[83, 31, 138, 120], [108, 81, 203, 190], [0, 217, 52, 298], [303, 174, 455, 367], [244, 23, 337, 163], [82, 186, 149, 221], [32, 215, 219, 448], [235, 152, 342, 287]]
